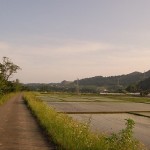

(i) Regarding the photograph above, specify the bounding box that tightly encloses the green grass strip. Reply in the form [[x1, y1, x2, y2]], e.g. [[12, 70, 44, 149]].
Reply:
[[0, 93, 17, 105], [23, 92, 147, 150]]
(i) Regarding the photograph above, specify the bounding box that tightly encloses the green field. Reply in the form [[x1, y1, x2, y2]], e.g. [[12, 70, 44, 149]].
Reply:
[[37, 92, 150, 103]]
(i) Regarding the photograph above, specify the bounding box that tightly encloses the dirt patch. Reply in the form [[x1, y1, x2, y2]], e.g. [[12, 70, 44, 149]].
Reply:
[[0, 93, 55, 150]]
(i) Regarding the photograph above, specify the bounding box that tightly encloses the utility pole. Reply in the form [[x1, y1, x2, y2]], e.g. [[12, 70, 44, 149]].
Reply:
[[143, 71, 146, 80], [76, 78, 80, 95], [117, 78, 120, 86]]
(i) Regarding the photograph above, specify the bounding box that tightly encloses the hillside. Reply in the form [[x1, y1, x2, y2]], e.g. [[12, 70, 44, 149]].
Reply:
[[138, 77, 150, 90], [74, 70, 150, 90], [24, 70, 150, 92]]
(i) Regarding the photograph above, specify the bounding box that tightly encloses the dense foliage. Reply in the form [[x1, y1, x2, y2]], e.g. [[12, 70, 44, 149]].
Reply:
[[138, 77, 150, 91], [75, 71, 150, 89], [126, 76, 150, 95], [0, 57, 21, 94]]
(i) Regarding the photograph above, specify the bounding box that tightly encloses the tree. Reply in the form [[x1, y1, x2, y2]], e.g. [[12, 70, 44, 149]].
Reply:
[[126, 84, 138, 93], [0, 57, 21, 93]]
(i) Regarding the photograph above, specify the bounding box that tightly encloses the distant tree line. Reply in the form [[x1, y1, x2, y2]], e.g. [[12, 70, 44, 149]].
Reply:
[[126, 77, 150, 96], [23, 68, 150, 96], [24, 75, 150, 96]]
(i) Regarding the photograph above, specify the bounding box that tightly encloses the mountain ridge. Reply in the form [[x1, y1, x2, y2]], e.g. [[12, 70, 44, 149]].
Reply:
[[24, 70, 150, 92], [72, 70, 150, 90]]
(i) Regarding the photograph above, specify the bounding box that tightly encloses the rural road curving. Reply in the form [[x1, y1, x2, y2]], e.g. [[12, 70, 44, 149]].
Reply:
[[0, 94, 55, 150]]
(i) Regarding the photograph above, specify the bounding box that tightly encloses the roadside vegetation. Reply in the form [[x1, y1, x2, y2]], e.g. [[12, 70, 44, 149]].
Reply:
[[0, 93, 17, 105], [0, 57, 22, 104], [0, 57, 21, 95], [24, 92, 147, 150]]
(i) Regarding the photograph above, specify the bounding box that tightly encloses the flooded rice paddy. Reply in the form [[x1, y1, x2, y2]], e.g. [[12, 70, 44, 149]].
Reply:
[[69, 113, 150, 148], [38, 94, 150, 149], [46, 101, 150, 113]]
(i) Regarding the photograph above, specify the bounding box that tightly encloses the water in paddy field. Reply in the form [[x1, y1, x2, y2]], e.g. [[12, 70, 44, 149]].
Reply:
[[69, 113, 150, 149], [47, 101, 150, 113], [39, 94, 150, 149]]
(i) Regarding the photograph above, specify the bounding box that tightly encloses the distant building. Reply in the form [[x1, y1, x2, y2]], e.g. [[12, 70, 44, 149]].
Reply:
[[100, 89, 109, 94]]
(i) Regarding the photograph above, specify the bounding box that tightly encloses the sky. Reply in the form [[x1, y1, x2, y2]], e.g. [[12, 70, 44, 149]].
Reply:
[[0, 0, 150, 83]]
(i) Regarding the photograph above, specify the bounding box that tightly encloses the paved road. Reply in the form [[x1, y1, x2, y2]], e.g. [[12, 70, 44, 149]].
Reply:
[[0, 94, 55, 150]]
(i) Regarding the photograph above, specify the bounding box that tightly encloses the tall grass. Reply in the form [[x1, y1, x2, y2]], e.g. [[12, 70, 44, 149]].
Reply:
[[23, 92, 147, 150], [0, 93, 16, 105]]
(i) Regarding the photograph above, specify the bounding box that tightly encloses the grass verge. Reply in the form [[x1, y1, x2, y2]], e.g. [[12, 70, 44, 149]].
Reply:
[[0, 93, 17, 105], [23, 92, 147, 150]]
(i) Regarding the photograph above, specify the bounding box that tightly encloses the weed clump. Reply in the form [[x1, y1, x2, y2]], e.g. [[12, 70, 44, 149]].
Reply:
[[106, 119, 146, 150]]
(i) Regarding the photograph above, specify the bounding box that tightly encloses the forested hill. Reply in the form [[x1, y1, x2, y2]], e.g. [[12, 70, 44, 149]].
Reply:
[[138, 76, 150, 90], [74, 70, 150, 88], [24, 70, 150, 92]]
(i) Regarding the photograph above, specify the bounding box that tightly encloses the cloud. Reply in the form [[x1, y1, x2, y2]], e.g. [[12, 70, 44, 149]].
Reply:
[[0, 40, 114, 64], [0, 42, 10, 49], [53, 41, 113, 53], [0, 39, 150, 83], [1, 39, 150, 64]]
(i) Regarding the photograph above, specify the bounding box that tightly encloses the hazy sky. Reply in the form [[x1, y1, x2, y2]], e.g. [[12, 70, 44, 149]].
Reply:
[[0, 0, 150, 83]]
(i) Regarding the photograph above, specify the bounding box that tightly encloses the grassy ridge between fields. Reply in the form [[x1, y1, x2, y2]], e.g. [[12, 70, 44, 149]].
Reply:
[[0, 93, 17, 105], [105, 95, 150, 103], [23, 92, 147, 150]]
